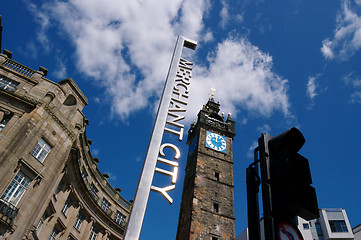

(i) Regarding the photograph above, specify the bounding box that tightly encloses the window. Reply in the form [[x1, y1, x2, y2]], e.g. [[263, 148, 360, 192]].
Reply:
[[48, 228, 59, 240], [36, 212, 49, 233], [0, 77, 18, 92], [303, 223, 309, 229], [31, 138, 51, 162], [89, 183, 98, 200], [62, 197, 71, 215], [36, 216, 44, 233], [114, 210, 126, 226], [212, 237, 219, 240], [0, 112, 13, 131], [81, 167, 88, 180], [213, 202, 219, 213], [214, 172, 220, 181], [80, 168, 89, 185], [329, 220, 348, 232], [101, 198, 111, 213], [89, 227, 99, 240], [315, 222, 323, 236], [1, 171, 31, 206], [74, 212, 84, 230]]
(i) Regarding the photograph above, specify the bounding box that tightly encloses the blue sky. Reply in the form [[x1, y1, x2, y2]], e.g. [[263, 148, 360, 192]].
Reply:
[[1, 0, 361, 238]]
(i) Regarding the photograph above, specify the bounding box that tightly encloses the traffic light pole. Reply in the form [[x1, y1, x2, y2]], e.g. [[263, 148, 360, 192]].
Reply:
[[258, 134, 275, 240], [246, 147, 261, 240]]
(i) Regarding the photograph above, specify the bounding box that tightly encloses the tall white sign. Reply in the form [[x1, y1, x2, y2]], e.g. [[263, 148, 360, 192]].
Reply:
[[124, 36, 197, 240]]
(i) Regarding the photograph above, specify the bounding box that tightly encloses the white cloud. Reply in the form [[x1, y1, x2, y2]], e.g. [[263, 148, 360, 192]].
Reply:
[[343, 72, 361, 103], [350, 91, 361, 103], [343, 72, 361, 87], [53, 56, 68, 79], [187, 37, 291, 120], [257, 124, 271, 134], [220, 0, 229, 29], [203, 31, 214, 42], [28, 0, 210, 120], [321, 0, 361, 60], [247, 140, 259, 159], [321, 39, 334, 59], [236, 14, 244, 24], [306, 74, 327, 109], [247, 125, 270, 158], [27, 0, 291, 123], [24, 0, 52, 52], [307, 76, 318, 99]]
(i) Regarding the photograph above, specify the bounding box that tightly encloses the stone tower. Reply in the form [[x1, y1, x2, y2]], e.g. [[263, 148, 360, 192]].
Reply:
[[176, 97, 236, 240]]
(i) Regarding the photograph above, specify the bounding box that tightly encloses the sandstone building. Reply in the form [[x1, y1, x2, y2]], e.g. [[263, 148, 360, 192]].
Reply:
[[0, 49, 131, 239], [176, 98, 236, 240]]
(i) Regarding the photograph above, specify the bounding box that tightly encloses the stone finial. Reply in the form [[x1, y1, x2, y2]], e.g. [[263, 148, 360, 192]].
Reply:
[[226, 113, 233, 122], [38, 66, 48, 76], [3, 49, 12, 59], [211, 88, 217, 100], [188, 120, 196, 135]]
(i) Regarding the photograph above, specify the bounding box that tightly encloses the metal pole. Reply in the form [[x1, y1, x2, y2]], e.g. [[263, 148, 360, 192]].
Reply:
[[124, 36, 197, 240], [259, 134, 275, 240], [246, 159, 261, 240]]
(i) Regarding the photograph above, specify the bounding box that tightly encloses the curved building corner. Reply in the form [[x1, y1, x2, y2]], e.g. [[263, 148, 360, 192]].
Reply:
[[0, 51, 131, 240]]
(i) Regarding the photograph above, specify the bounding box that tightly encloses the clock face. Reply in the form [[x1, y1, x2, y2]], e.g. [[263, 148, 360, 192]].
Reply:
[[206, 131, 226, 153]]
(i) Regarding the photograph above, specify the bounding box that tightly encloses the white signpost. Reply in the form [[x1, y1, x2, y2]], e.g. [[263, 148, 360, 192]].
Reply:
[[124, 36, 197, 240]]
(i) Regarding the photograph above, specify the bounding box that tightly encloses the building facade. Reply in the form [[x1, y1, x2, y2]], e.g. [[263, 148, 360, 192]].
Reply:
[[0, 49, 130, 240], [176, 98, 236, 240], [237, 208, 354, 240], [353, 224, 361, 240]]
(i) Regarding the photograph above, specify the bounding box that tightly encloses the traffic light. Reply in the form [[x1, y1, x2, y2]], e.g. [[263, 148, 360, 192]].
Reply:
[[268, 127, 319, 221], [258, 127, 319, 240]]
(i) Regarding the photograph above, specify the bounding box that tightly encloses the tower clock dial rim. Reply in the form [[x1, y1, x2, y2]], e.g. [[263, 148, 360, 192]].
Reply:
[[205, 130, 227, 153]]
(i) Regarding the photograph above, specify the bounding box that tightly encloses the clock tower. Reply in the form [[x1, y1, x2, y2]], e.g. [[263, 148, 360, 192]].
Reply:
[[176, 97, 236, 240]]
